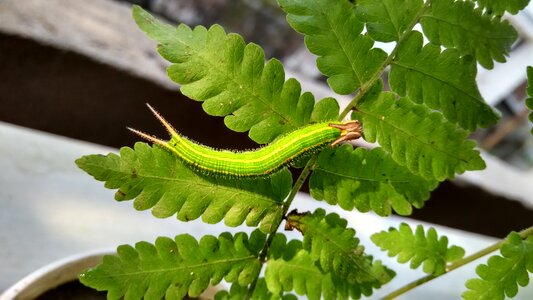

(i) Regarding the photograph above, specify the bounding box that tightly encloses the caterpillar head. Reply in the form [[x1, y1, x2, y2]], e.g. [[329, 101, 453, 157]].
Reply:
[[329, 120, 362, 147]]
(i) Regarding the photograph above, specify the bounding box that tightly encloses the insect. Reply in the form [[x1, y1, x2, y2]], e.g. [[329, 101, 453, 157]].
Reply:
[[129, 104, 362, 177]]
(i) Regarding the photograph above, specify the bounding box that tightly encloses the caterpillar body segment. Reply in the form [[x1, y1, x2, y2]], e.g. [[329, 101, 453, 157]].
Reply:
[[129, 104, 362, 177]]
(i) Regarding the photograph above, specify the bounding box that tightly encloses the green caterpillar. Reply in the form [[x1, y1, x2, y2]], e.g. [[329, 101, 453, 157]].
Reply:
[[129, 104, 362, 177]]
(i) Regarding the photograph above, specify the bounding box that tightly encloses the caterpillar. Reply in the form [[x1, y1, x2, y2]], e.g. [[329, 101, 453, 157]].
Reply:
[[129, 104, 362, 177]]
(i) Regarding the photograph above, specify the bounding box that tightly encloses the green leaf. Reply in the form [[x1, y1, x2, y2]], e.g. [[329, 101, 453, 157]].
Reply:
[[526, 66, 533, 135], [80, 231, 265, 299], [278, 0, 387, 95], [475, 0, 529, 15], [390, 31, 499, 131], [352, 92, 486, 181], [133, 6, 326, 144], [75, 143, 291, 233], [285, 209, 395, 286], [265, 239, 393, 300], [420, 0, 518, 69], [310, 145, 437, 216], [372, 223, 465, 275], [355, 0, 424, 42], [215, 279, 298, 300], [463, 232, 533, 300], [310, 97, 340, 122]]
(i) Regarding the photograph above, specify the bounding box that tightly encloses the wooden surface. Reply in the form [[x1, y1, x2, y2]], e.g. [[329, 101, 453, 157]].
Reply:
[[0, 0, 174, 89]]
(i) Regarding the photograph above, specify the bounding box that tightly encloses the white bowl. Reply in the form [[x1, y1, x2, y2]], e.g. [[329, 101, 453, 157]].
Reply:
[[0, 249, 113, 300]]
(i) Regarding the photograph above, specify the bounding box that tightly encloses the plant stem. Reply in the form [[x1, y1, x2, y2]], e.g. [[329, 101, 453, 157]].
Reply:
[[337, 49, 396, 120], [246, 156, 318, 299], [381, 225, 533, 300], [337, 4, 428, 121]]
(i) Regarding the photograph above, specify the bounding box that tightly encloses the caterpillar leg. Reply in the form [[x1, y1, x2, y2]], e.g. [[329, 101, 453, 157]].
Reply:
[[329, 121, 362, 147]]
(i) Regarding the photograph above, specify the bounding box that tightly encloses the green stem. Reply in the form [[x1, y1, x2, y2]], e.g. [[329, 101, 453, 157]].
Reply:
[[338, 4, 429, 121], [337, 50, 396, 120], [381, 225, 533, 300], [246, 156, 318, 299]]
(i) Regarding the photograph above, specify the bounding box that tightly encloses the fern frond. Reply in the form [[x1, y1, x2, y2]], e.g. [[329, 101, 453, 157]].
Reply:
[[215, 279, 297, 300], [390, 31, 499, 131], [355, 0, 424, 42], [352, 91, 485, 181], [286, 209, 395, 285], [371, 223, 465, 275], [475, 0, 529, 15], [278, 0, 387, 95], [420, 0, 517, 69], [526, 66, 533, 135], [266, 248, 333, 300], [266, 244, 392, 299], [133, 6, 335, 144], [462, 232, 533, 299], [75, 143, 291, 233], [80, 231, 266, 299], [310, 145, 437, 216]]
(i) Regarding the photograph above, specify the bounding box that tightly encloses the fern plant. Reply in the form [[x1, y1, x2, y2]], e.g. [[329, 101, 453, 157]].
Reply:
[[76, 0, 533, 299]]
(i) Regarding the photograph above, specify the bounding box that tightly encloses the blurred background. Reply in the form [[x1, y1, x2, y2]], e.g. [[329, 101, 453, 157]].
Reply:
[[1, 0, 533, 296]]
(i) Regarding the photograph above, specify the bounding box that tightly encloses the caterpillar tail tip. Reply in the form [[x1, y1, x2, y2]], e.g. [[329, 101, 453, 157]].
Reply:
[[127, 127, 166, 146], [144, 103, 178, 137]]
